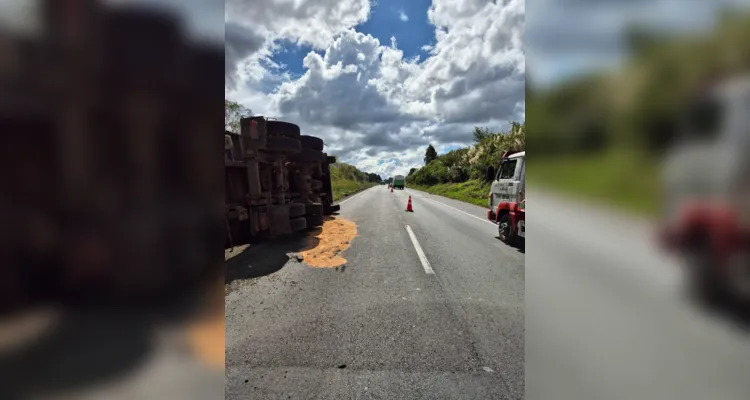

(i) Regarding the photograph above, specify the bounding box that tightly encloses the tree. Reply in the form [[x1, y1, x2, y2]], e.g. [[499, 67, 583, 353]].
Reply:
[[365, 172, 383, 183], [408, 167, 417, 176], [225, 99, 253, 132], [472, 127, 492, 143], [424, 144, 438, 165]]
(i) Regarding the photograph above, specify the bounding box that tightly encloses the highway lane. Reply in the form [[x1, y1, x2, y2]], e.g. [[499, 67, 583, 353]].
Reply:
[[225, 185, 525, 400], [526, 188, 750, 400], [386, 186, 750, 399]]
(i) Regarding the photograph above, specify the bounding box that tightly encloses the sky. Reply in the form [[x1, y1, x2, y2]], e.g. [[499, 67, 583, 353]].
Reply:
[[225, 0, 525, 179], [5, 1, 742, 178], [527, 0, 750, 87]]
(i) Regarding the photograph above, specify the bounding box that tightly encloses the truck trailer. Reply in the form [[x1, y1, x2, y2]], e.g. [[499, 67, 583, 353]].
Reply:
[[225, 117, 340, 248], [393, 175, 405, 190]]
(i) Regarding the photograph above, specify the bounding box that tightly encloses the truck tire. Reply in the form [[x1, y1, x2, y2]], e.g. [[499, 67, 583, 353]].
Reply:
[[684, 244, 726, 309], [290, 149, 325, 163], [267, 121, 300, 138], [289, 203, 306, 218], [305, 202, 324, 216], [324, 203, 340, 215], [498, 213, 517, 246], [265, 137, 301, 153], [290, 216, 307, 231], [306, 213, 324, 229], [300, 135, 324, 151]]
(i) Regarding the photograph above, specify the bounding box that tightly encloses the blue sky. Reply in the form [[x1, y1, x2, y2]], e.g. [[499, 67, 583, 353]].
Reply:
[[355, 0, 434, 60], [270, 0, 435, 79], [225, 0, 525, 178]]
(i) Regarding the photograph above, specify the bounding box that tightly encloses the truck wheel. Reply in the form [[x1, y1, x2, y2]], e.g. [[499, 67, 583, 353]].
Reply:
[[290, 216, 307, 231], [306, 213, 324, 229], [684, 244, 726, 309], [289, 203, 306, 218], [265, 137, 301, 153], [300, 135, 324, 151], [290, 149, 325, 163], [498, 214, 517, 245], [305, 202, 324, 216], [267, 121, 300, 138]]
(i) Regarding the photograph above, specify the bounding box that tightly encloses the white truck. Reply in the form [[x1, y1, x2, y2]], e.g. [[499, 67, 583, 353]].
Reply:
[[659, 75, 750, 309], [486, 151, 525, 246]]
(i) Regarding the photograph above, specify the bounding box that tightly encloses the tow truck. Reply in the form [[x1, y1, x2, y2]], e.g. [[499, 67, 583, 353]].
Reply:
[[486, 151, 525, 246], [659, 75, 750, 308]]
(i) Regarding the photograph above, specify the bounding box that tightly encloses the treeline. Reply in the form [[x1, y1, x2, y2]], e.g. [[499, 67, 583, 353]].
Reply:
[[330, 162, 380, 200], [528, 11, 750, 157], [407, 122, 525, 186], [330, 163, 382, 183]]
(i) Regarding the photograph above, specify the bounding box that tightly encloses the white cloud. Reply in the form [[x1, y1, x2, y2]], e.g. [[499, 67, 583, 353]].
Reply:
[[226, 0, 525, 178], [399, 10, 409, 22]]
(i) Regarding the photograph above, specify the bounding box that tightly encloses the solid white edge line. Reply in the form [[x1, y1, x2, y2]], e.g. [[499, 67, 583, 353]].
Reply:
[[338, 187, 370, 206], [405, 225, 435, 275]]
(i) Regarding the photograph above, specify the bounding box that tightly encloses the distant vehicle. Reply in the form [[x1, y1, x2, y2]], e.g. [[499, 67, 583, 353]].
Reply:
[[486, 151, 525, 246], [393, 175, 405, 190], [659, 75, 750, 309]]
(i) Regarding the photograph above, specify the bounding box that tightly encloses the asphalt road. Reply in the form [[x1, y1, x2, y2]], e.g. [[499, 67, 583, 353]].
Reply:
[[526, 189, 750, 400], [225, 186, 525, 400]]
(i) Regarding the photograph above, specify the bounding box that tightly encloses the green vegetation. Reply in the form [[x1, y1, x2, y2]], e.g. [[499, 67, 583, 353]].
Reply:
[[225, 99, 253, 132], [529, 11, 750, 215], [406, 123, 524, 208], [410, 180, 491, 208], [529, 150, 660, 216], [330, 162, 380, 201]]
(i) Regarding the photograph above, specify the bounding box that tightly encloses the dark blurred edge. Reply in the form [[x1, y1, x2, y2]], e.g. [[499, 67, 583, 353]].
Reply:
[[0, 1, 225, 395]]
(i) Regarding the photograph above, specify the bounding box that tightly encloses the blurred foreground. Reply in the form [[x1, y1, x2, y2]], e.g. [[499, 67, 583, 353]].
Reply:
[[528, 1, 750, 399], [0, 1, 223, 398], [527, 190, 750, 400]]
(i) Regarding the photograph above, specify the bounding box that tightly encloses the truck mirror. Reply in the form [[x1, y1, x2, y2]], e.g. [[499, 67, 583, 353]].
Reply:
[[486, 166, 495, 181]]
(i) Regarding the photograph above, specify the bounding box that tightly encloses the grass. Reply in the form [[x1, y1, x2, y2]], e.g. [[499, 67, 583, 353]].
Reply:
[[406, 150, 658, 217], [329, 161, 378, 201], [332, 179, 377, 201], [408, 179, 491, 208], [529, 149, 659, 216]]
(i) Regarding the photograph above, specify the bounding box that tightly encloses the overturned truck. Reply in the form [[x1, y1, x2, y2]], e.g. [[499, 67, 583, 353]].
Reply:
[[225, 117, 340, 248]]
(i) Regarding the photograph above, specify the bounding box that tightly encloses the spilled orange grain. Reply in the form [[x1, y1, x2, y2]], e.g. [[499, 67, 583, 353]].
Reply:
[[299, 217, 357, 268], [186, 278, 224, 369]]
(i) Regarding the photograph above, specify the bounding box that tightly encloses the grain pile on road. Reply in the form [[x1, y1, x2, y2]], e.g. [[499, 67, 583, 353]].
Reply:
[[187, 279, 225, 369], [299, 216, 357, 268]]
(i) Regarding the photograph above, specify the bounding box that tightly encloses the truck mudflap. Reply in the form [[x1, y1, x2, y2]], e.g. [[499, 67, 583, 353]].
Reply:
[[487, 209, 496, 222], [324, 203, 341, 215]]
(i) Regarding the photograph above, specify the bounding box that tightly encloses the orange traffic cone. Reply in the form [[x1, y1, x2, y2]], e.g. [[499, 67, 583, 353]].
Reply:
[[405, 196, 413, 212]]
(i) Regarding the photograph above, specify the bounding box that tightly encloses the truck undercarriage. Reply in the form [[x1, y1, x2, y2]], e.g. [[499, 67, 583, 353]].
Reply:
[[225, 117, 340, 248]]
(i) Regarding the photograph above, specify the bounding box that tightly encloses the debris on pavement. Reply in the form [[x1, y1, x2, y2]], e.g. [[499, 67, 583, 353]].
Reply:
[[286, 253, 304, 262], [299, 217, 357, 268]]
